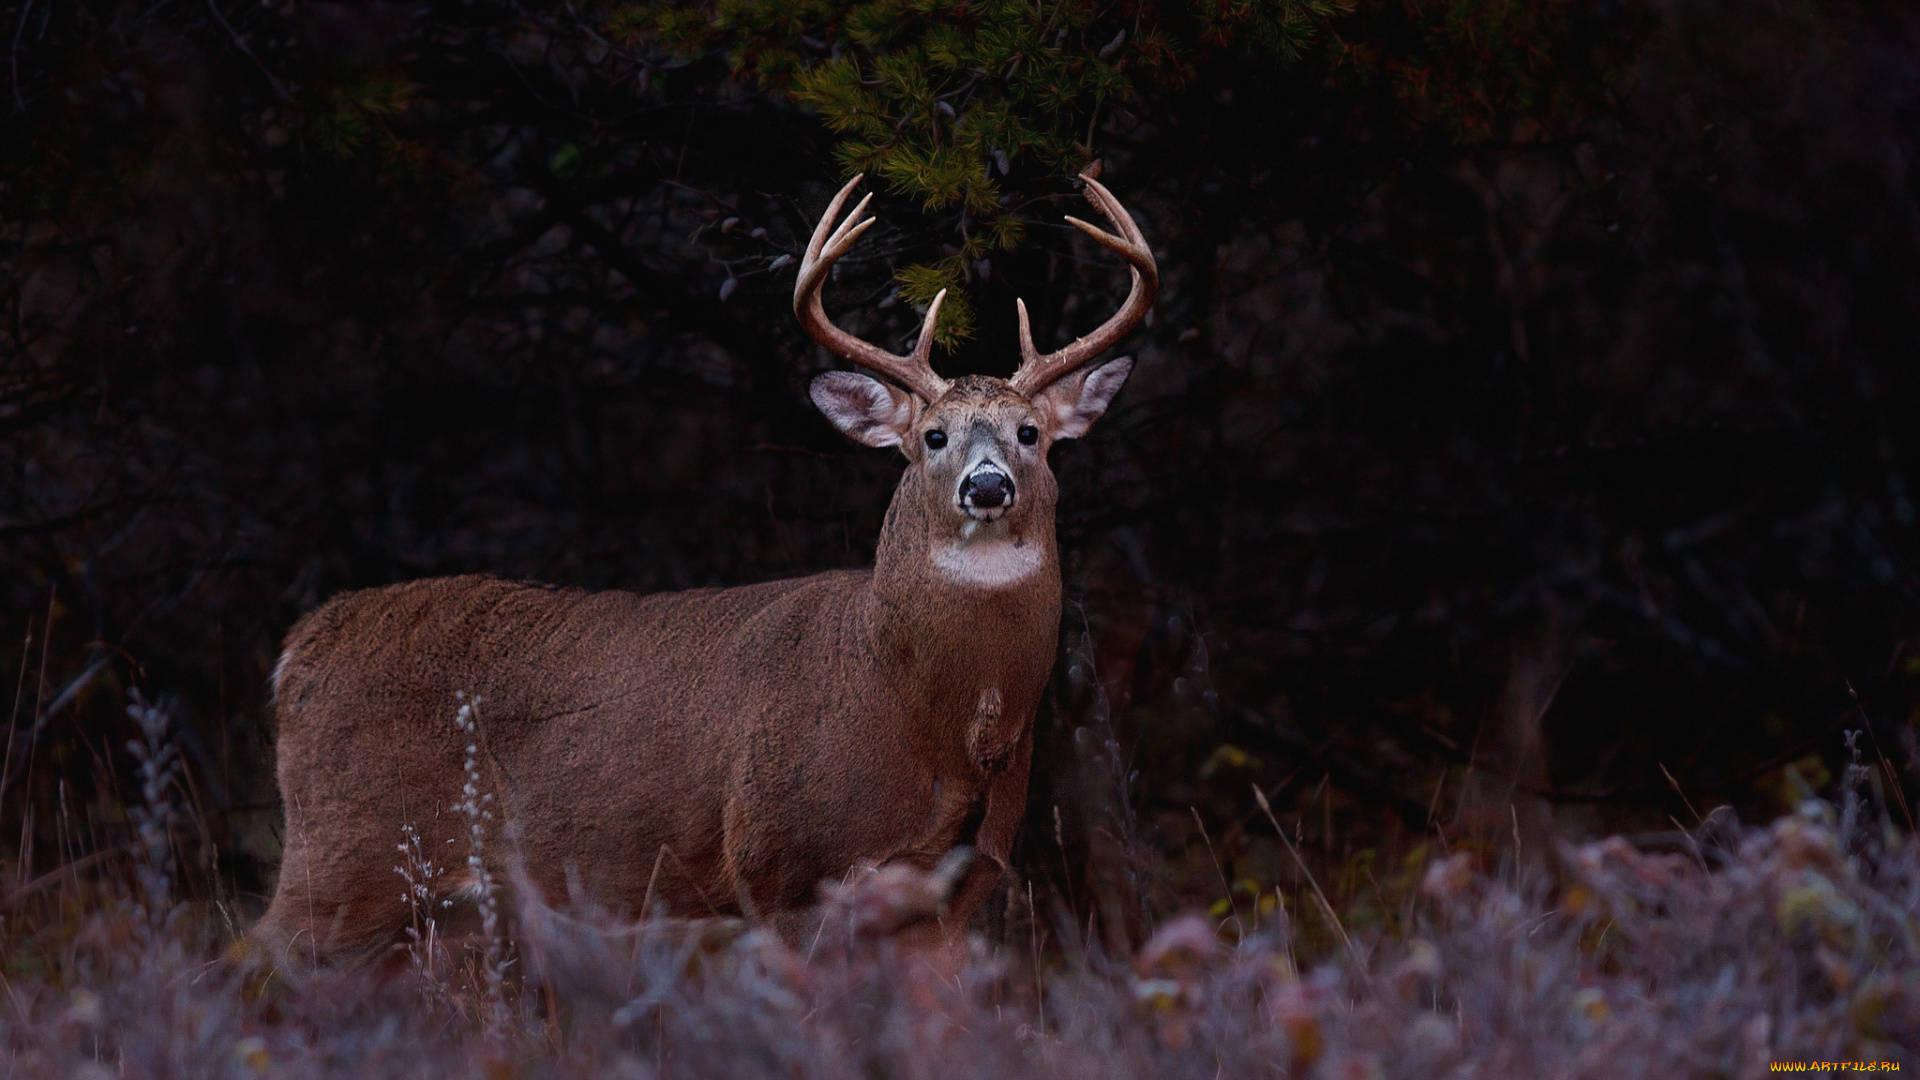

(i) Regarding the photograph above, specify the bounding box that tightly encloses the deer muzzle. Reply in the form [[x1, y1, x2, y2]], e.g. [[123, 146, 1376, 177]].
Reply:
[[958, 465, 1015, 520]]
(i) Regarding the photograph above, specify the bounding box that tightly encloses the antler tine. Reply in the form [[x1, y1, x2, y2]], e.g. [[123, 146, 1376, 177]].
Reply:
[[910, 289, 948, 365], [793, 175, 952, 403], [1009, 172, 1159, 397]]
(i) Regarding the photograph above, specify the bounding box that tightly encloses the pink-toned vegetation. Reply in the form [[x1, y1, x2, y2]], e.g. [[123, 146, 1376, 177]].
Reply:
[[2, 697, 1915, 1079]]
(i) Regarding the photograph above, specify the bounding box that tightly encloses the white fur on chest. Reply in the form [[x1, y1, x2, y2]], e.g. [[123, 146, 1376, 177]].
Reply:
[[933, 537, 1044, 587]]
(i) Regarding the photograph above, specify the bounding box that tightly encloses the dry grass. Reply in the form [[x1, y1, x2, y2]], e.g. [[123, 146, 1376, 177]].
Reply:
[[2, 692, 1916, 1077], [3, 788, 1917, 1078]]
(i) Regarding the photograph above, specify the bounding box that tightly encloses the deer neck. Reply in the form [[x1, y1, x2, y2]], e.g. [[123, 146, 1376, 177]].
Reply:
[[867, 468, 1062, 700]]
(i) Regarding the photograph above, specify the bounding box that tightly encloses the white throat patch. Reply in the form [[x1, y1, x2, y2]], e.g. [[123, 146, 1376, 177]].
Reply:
[[933, 537, 1044, 587]]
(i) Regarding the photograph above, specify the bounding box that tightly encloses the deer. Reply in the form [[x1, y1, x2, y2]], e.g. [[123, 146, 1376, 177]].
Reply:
[[253, 170, 1157, 965]]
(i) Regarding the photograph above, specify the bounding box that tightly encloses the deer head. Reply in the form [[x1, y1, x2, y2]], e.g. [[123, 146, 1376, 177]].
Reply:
[[794, 172, 1158, 583]]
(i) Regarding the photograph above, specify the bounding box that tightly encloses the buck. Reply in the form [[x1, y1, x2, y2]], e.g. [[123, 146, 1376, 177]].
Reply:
[[255, 171, 1157, 964]]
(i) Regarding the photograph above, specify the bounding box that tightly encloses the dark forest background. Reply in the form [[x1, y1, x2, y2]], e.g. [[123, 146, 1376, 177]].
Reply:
[[3, 0, 1919, 946]]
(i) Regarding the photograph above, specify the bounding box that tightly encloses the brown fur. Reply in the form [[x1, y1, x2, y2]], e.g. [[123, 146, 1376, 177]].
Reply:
[[255, 369, 1130, 965]]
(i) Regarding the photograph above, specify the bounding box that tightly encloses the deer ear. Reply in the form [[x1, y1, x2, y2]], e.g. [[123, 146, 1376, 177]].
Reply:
[[1033, 356, 1133, 441], [810, 371, 916, 448]]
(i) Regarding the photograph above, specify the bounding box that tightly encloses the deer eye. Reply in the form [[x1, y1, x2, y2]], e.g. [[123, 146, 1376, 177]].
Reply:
[[924, 430, 947, 449], [1017, 425, 1039, 445]]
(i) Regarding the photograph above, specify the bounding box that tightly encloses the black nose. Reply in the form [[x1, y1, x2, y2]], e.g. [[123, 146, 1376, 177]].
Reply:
[[960, 471, 1012, 509]]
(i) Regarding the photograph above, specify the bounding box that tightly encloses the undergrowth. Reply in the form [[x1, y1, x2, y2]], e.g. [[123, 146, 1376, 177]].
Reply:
[[2, 695, 1917, 1079]]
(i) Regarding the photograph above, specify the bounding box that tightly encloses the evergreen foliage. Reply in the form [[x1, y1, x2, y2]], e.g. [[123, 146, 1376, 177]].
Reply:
[[615, 0, 1244, 346], [607, 0, 1632, 344]]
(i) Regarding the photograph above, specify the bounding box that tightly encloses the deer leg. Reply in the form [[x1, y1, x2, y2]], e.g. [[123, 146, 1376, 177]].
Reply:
[[253, 845, 412, 970], [939, 741, 1034, 938], [884, 775, 982, 871]]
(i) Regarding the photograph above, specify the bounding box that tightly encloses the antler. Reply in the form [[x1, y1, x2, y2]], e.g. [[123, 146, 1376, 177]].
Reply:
[[1008, 173, 1159, 397], [794, 175, 953, 403]]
